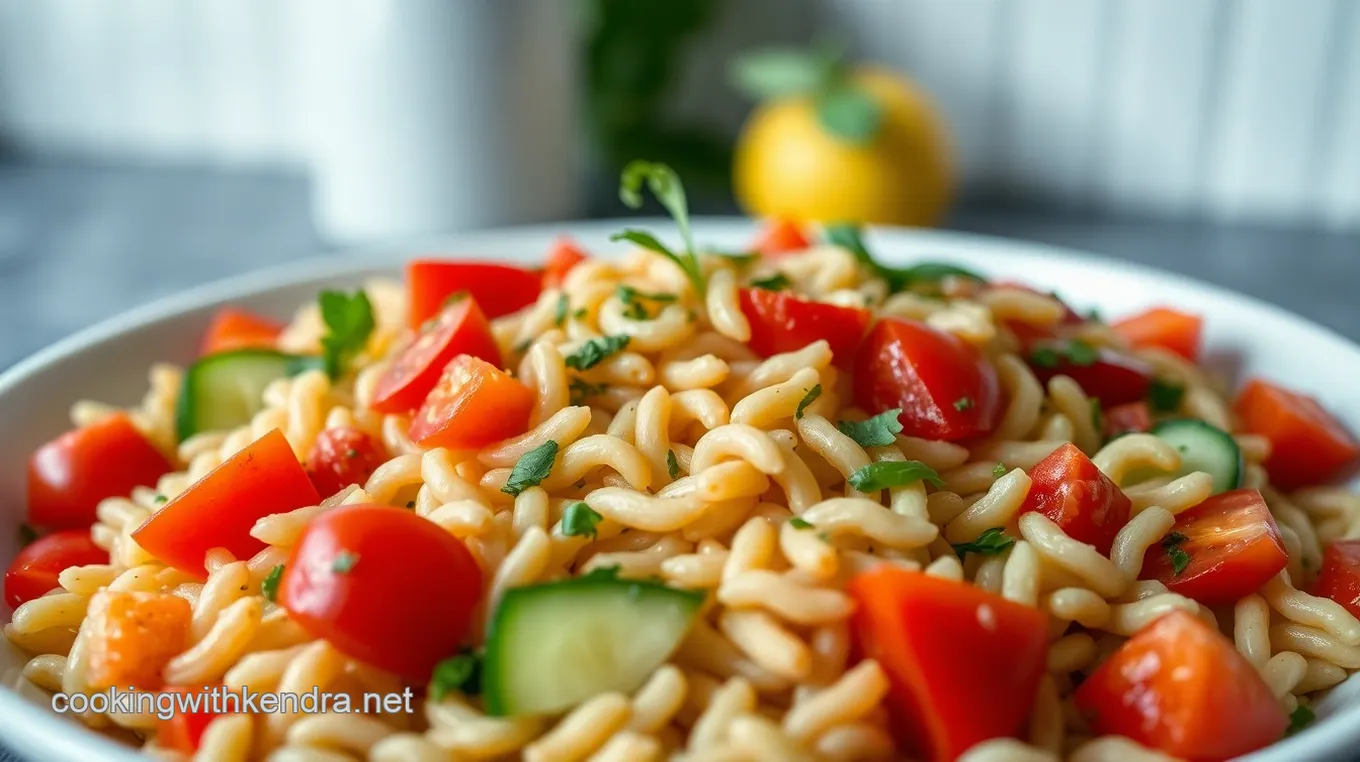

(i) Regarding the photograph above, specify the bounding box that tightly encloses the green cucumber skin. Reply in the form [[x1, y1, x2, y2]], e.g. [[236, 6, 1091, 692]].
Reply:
[[175, 350, 325, 442], [1150, 418, 1244, 494], [481, 576, 704, 717]]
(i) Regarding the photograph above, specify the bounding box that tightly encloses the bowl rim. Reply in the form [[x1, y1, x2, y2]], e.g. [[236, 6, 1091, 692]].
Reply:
[[0, 216, 1353, 761]]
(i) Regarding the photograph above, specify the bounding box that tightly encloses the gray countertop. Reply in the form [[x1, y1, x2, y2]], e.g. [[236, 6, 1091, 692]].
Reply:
[[0, 160, 1357, 761]]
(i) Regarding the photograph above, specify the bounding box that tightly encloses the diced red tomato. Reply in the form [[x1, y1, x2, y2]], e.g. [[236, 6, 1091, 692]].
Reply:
[[408, 356, 535, 450], [542, 237, 589, 289], [85, 589, 191, 690], [407, 260, 541, 329], [1312, 540, 1360, 619], [1075, 610, 1286, 760], [4, 529, 106, 609], [156, 685, 220, 754], [848, 567, 1047, 761], [1027, 342, 1153, 406], [199, 308, 284, 356], [1234, 378, 1360, 489], [279, 504, 482, 680], [739, 288, 871, 364], [1139, 488, 1287, 606], [28, 413, 174, 531], [1020, 443, 1131, 555], [852, 317, 1001, 441], [132, 430, 321, 577], [1113, 307, 1203, 362], [750, 219, 810, 257], [1104, 401, 1152, 438], [371, 296, 501, 414], [306, 427, 388, 499]]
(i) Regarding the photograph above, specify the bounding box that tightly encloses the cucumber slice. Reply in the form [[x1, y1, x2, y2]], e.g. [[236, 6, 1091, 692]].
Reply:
[[482, 570, 704, 716], [1149, 418, 1243, 494], [175, 350, 324, 441]]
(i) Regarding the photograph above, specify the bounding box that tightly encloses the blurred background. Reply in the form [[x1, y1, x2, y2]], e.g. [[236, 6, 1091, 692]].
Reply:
[[0, 0, 1357, 372]]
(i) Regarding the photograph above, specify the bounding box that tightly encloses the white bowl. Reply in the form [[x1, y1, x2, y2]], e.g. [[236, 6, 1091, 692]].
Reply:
[[1, 218, 1356, 761]]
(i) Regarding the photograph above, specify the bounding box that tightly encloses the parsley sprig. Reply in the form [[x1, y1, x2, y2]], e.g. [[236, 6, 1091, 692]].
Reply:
[[836, 409, 903, 448], [430, 648, 482, 700], [1162, 531, 1191, 576], [318, 289, 375, 379], [796, 385, 822, 420], [847, 460, 944, 492], [565, 335, 630, 371], [612, 161, 705, 296], [952, 527, 1015, 557], [503, 441, 559, 496], [824, 224, 984, 293]]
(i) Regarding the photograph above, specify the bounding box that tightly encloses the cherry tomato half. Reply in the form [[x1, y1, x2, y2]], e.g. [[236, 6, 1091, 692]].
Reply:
[[408, 355, 535, 450], [4, 529, 106, 609], [1020, 443, 1131, 555], [306, 427, 388, 500], [371, 296, 501, 414], [407, 260, 541, 329], [28, 413, 173, 530]]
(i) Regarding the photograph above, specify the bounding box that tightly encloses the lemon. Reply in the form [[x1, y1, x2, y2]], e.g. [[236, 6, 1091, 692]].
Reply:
[[731, 58, 954, 228]]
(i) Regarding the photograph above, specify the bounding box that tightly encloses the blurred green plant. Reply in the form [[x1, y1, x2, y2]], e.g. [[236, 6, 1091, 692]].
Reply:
[[581, 0, 732, 198]]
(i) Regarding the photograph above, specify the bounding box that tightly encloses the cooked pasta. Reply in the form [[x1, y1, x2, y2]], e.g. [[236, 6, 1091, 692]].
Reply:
[[6, 204, 1360, 762]]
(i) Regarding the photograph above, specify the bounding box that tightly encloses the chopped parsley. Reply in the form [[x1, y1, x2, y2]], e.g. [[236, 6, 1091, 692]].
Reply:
[[749, 272, 791, 291], [617, 285, 675, 321], [554, 294, 569, 327], [261, 564, 285, 602], [796, 384, 822, 420], [318, 289, 375, 379], [836, 409, 904, 448], [1091, 398, 1104, 432], [667, 449, 680, 479], [430, 648, 482, 700], [153, 494, 168, 504], [847, 461, 945, 492], [612, 161, 705, 295], [823, 223, 985, 293], [1148, 378, 1186, 413], [789, 517, 814, 530], [709, 248, 759, 269], [1029, 338, 1099, 369], [561, 501, 603, 540], [1162, 531, 1191, 576], [513, 338, 533, 354], [992, 462, 1007, 478], [568, 378, 608, 405], [502, 440, 559, 496], [564, 335, 630, 370], [1286, 705, 1315, 737], [953, 396, 973, 411], [331, 551, 359, 574], [952, 527, 1016, 558]]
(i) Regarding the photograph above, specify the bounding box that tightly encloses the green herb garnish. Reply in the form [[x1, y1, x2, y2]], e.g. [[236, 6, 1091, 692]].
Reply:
[[836, 409, 904, 448], [331, 551, 359, 574], [430, 648, 482, 700], [667, 449, 680, 479], [1148, 379, 1186, 413], [749, 273, 791, 291], [153, 494, 168, 504], [261, 564, 285, 602], [796, 384, 822, 420], [952, 527, 1016, 558], [612, 161, 704, 295], [992, 462, 1007, 478], [554, 294, 569, 327], [1162, 531, 1191, 576], [1286, 705, 1315, 737], [502, 441, 559, 496], [847, 460, 944, 491], [1091, 398, 1104, 432], [1030, 339, 1100, 369], [318, 289, 375, 379], [564, 335, 630, 371], [789, 517, 814, 530], [823, 223, 984, 292], [561, 501, 604, 540], [568, 378, 608, 405], [953, 396, 973, 411]]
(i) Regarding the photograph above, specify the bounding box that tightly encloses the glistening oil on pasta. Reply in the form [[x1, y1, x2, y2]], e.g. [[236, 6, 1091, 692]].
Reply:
[[6, 165, 1360, 762]]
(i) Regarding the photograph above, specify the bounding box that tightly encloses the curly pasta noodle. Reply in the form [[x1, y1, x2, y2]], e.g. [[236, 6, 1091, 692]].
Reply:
[[9, 240, 1360, 762]]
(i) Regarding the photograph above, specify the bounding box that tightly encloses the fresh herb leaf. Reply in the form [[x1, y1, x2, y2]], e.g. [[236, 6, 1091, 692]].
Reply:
[[430, 648, 482, 700], [18, 523, 38, 547], [1148, 378, 1186, 413], [568, 378, 608, 405], [1090, 398, 1104, 432], [1029, 339, 1100, 370], [710, 248, 759, 269], [823, 223, 984, 292], [749, 272, 791, 291], [796, 384, 822, 420], [952, 527, 1016, 558], [953, 397, 973, 411], [561, 501, 604, 540], [318, 289, 376, 379], [261, 564, 285, 602], [615, 161, 704, 295], [1286, 705, 1315, 737], [1162, 531, 1191, 576], [848, 461, 945, 491], [554, 294, 569, 327], [573, 307, 588, 319], [331, 551, 359, 574], [836, 409, 904, 448], [789, 517, 814, 530], [1065, 339, 1099, 366], [1029, 345, 1061, 369], [992, 462, 1007, 478], [667, 449, 680, 479], [153, 494, 168, 504], [502, 440, 559, 496], [617, 285, 676, 305], [564, 335, 631, 371]]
